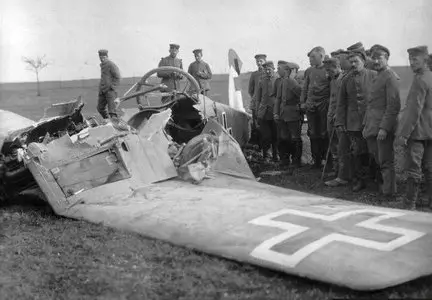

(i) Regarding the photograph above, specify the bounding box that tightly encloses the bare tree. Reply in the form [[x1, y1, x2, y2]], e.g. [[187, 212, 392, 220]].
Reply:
[[22, 55, 50, 96]]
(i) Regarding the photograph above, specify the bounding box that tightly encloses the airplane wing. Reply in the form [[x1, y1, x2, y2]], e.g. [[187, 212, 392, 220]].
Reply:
[[0, 110, 36, 150], [20, 108, 432, 291], [50, 174, 432, 291]]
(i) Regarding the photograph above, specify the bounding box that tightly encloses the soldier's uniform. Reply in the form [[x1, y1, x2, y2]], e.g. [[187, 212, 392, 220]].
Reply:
[[255, 61, 278, 161], [363, 45, 401, 197], [248, 54, 267, 117], [335, 50, 377, 191], [187, 49, 212, 94], [157, 44, 183, 102], [273, 60, 289, 162], [300, 48, 331, 168], [396, 45, 432, 209], [321, 57, 348, 182], [274, 62, 303, 166], [97, 49, 121, 119]]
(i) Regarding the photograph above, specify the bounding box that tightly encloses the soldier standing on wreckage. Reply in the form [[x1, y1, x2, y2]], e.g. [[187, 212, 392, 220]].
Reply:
[[97, 49, 121, 120], [335, 49, 377, 192], [187, 49, 212, 94], [274, 62, 303, 167], [157, 43, 183, 103], [300, 46, 331, 169], [325, 50, 353, 187], [362, 45, 401, 200], [255, 61, 279, 162], [396, 45, 432, 210]]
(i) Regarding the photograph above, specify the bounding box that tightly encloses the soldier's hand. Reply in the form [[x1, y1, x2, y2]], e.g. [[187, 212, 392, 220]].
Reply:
[[377, 129, 387, 141], [395, 136, 408, 147], [273, 115, 280, 123]]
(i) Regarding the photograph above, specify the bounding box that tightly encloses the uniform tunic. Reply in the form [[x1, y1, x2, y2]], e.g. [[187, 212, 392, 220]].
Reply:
[[300, 65, 331, 139], [335, 67, 377, 180], [397, 68, 432, 181], [98, 59, 121, 118], [157, 56, 183, 90], [363, 67, 401, 195], [248, 69, 264, 112], [187, 60, 212, 92], [256, 74, 278, 152]]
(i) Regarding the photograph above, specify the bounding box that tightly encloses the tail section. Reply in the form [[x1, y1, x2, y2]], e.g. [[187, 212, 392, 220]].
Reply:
[[228, 49, 245, 112]]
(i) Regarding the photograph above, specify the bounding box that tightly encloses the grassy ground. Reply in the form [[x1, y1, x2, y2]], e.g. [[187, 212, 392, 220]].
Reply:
[[1, 85, 432, 299]]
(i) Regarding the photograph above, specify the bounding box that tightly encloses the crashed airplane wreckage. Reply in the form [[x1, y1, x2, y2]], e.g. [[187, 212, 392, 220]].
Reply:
[[1, 67, 432, 291]]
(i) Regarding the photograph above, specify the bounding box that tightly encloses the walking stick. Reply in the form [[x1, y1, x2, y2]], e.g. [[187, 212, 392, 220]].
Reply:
[[321, 126, 336, 181]]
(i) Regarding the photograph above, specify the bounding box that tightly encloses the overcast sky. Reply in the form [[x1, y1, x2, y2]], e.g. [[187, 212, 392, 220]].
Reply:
[[1, 0, 431, 83]]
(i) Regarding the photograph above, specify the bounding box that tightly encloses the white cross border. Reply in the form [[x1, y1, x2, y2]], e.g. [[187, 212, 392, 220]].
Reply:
[[248, 208, 426, 268]]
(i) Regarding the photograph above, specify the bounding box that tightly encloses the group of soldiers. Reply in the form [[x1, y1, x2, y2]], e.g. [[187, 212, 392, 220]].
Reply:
[[248, 42, 432, 210], [96, 44, 213, 119], [95, 42, 432, 211]]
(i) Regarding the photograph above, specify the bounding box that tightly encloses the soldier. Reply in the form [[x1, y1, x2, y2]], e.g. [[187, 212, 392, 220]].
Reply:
[[273, 60, 289, 162], [248, 54, 267, 123], [157, 43, 183, 103], [322, 57, 345, 180], [300, 46, 331, 169], [97, 49, 121, 120], [362, 45, 401, 199], [396, 45, 432, 210], [187, 49, 212, 94], [325, 50, 354, 187], [255, 61, 279, 162], [274, 62, 303, 167], [335, 50, 377, 192]]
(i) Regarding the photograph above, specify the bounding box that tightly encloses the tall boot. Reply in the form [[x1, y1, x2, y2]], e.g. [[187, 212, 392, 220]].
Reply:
[[404, 177, 419, 210], [272, 143, 280, 162], [310, 138, 322, 168], [292, 140, 303, 168], [278, 141, 289, 166]]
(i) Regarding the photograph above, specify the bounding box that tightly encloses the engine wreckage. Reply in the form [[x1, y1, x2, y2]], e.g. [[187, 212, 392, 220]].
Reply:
[[1, 67, 432, 292]]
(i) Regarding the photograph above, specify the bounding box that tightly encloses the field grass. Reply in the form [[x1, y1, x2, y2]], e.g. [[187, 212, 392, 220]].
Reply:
[[1, 72, 432, 300]]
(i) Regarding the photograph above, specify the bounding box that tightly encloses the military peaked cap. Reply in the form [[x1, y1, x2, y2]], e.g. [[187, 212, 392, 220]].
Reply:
[[347, 42, 365, 52], [284, 62, 300, 70], [330, 49, 345, 57], [348, 49, 366, 61], [263, 61, 275, 69], [371, 44, 390, 57], [407, 45, 429, 56], [192, 49, 202, 54], [254, 54, 267, 59], [169, 43, 180, 49], [277, 60, 288, 65], [308, 46, 326, 57], [98, 49, 108, 56]]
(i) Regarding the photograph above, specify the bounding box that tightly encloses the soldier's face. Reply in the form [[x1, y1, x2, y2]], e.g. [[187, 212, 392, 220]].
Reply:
[[309, 51, 323, 67], [194, 53, 202, 62], [265, 67, 274, 76], [277, 65, 285, 77], [349, 55, 365, 72], [409, 55, 427, 73], [256, 58, 265, 69], [169, 48, 179, 57], [371, 51, 388, 71], [325, 66, 340, 78], [99, 55, 107, 63]]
